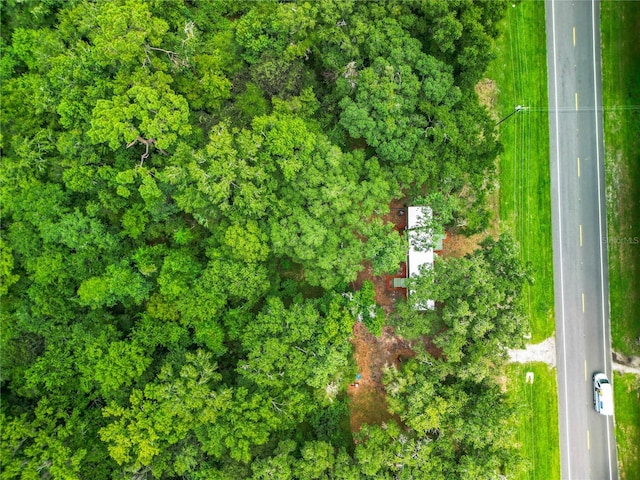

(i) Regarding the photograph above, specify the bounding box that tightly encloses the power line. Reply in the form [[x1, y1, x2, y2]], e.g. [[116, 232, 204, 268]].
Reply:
[[496, 105, 529, 126]]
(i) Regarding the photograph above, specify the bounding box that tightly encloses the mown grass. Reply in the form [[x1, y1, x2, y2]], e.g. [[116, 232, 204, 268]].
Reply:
[[486, 3, 560, 479], [601, 0, 640, 357], [601, 2, 640, 478], [613, 373, 640, 480], [506, 363, 561, 480], [486, 0, 555, 343]]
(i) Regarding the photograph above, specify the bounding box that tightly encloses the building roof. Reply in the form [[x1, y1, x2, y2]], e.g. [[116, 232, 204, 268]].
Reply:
[[407, 206, 435, 310]]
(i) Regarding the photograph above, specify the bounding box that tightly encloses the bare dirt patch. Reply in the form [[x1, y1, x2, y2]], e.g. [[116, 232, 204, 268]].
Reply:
[[347, 198, 449, 432], [348, 198, 415, 432], [508, 336, 557, 367], [441, 187, 500, 258], [351, 261, 406, 317], [351, 198, 408, 315], [347, 322, 414, 432], [440, 230, 484, 258], [496, 373, 508, 393], [613, 351, 640, 376], [455, 78, 502, 259], [475, 78, 499, 121]]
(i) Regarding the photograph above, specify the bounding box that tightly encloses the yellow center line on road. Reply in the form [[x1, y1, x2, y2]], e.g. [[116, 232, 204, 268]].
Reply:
[[575, 92, 579, 110], [587, 430, 590, 450], [580, 224, 583, 246], [573, 26, 576, 46], [577, 157, 581, 177], [582, 293, 585, 313]]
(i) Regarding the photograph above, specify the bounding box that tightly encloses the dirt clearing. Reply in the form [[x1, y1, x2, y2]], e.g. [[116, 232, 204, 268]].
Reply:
[[347, 322, 414, 432]]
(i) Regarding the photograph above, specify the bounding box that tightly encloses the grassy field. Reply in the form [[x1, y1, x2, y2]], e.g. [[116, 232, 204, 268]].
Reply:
[[601, 2, 640, 478], [613, 373, 640, 480], [601, 0, 640, 357], [506, 363, 561, 480], [485, 3, 560, 479], [486, 0, 555, 343]]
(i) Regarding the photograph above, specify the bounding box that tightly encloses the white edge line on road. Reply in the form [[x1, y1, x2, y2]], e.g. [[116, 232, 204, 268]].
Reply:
[[591, 1, 614, 478], [550, 2, 572, 477]]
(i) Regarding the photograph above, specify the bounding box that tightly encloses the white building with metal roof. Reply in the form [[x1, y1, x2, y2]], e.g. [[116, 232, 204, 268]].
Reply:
[[407, 206, 436, 310]]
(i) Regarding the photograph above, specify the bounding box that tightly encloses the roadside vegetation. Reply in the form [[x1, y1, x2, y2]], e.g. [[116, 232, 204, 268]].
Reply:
[[506, 363, 561, 480], [601, 1, 640, 478], [484, 2, 561, 479], [613, 373, 640, 480], [486, 0, 555, 343], [601, 0, 640, 357]]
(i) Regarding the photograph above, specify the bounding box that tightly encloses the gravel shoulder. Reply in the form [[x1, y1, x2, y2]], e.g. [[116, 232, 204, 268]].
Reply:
[[508, 336, 557, 367]]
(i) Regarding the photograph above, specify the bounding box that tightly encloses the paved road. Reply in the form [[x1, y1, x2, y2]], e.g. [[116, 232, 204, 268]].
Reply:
[[545, 1, 617, 479]]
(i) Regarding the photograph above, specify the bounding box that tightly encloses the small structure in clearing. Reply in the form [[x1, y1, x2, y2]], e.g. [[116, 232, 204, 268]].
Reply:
[[347, 202, 448, 432], [393, 206, 445, 310]]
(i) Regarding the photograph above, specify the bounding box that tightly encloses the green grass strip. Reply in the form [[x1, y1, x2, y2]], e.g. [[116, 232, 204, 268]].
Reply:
[[506, 363, 561, 480], [488, 3, 560, 479], [601, 2, 640, 478], [601, 0, 640, 356], [486, 0, 555, 343], [613, 373, 640, 480]]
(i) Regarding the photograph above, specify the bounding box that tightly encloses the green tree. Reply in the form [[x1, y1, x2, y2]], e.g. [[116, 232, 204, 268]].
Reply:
[[89, 0, 168, 69], [251, 440, 296, 479], [1, 0, 511, 475], [1, 398, 108, 480], [99, 350, 228, 476], [362, 218, 407, 276], [0, 238, 20, 295], [88, 70, 191, 153], [346, 280, 385, 336], [77, 262, 151, 309], [238, 295, 353, 394], [294, 441, 336, 479], [400, 234, 530, 381]]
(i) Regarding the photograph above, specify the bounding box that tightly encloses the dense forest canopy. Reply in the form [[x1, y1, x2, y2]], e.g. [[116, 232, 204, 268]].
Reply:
[[0, 0, 530, 478]]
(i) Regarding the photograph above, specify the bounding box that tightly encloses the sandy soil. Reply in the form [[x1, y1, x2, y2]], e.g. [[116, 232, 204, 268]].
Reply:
[[508, 336, 557, 367], [475, 78, 499, 122], [351, 199, 408, 316], [612, 351, 640, 376], [347, 200, 417, 431], [347, 323, 414, 432], [346, 196, 491, 433]]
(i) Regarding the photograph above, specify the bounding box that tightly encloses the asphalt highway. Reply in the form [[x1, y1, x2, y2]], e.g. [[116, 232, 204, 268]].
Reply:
[[545, 1, 618, 479]]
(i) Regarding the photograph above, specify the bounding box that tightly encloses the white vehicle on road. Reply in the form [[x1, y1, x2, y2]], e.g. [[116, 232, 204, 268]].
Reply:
[[592, 372, 613, 416]]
